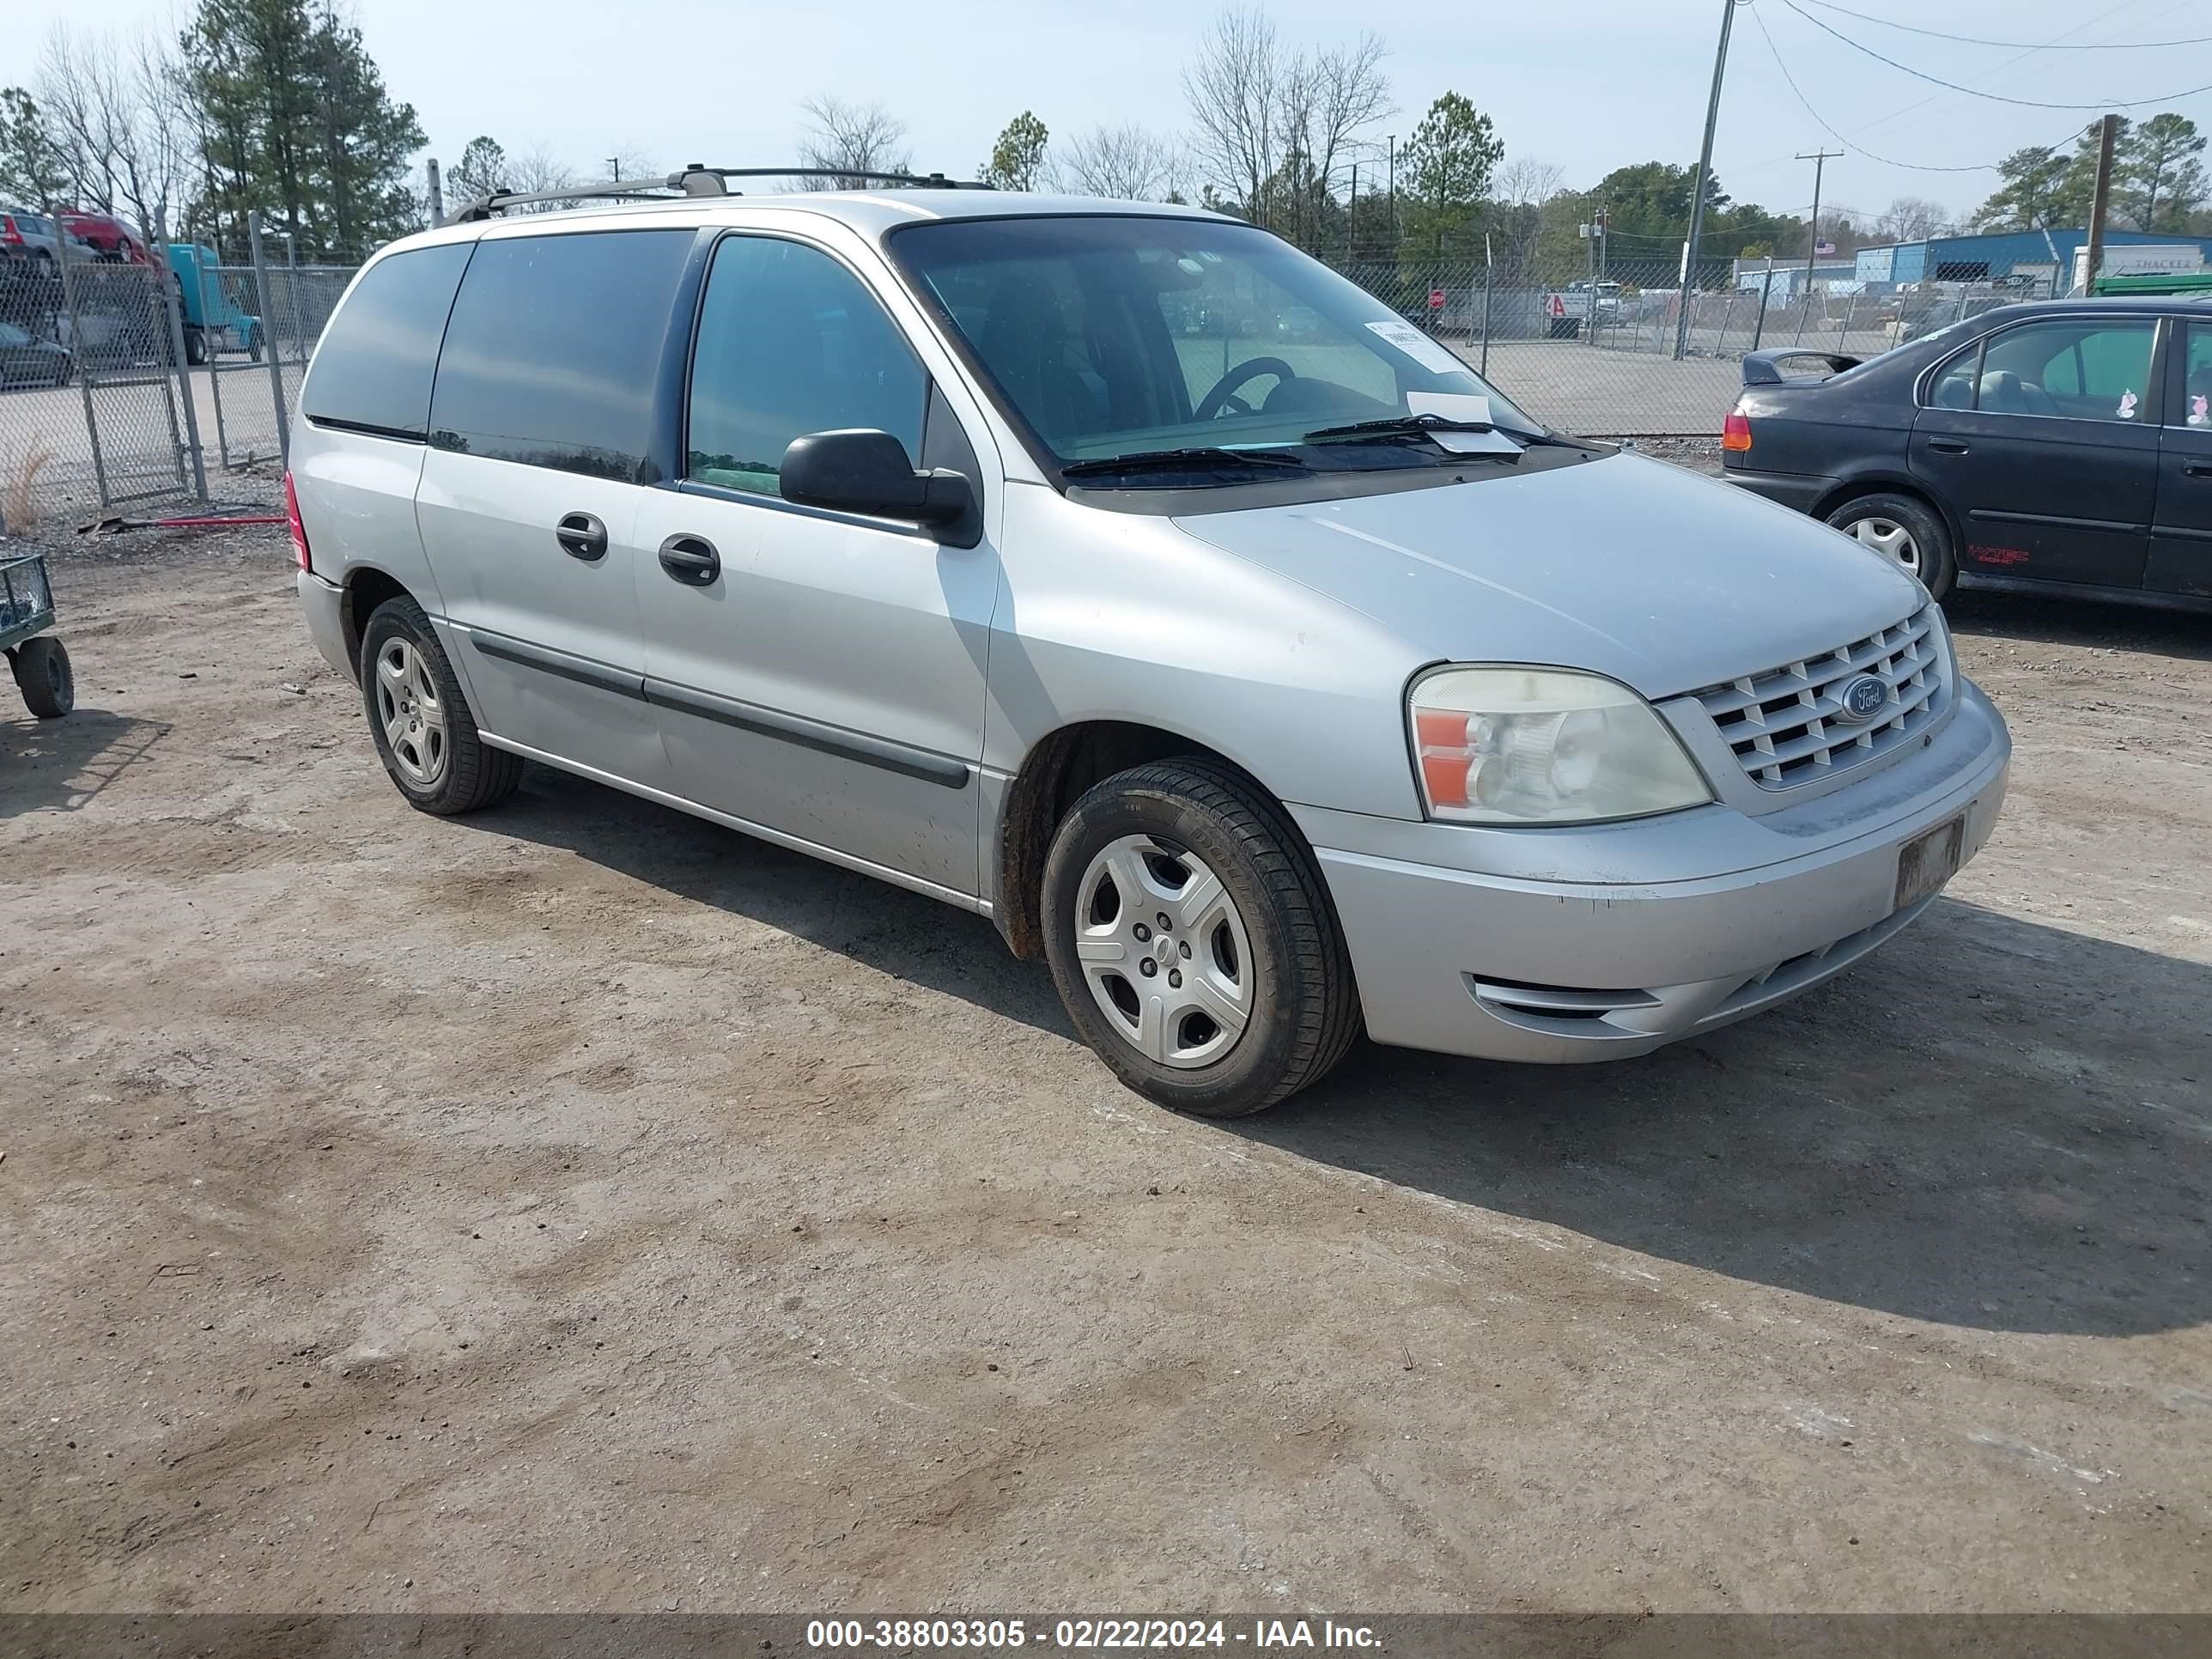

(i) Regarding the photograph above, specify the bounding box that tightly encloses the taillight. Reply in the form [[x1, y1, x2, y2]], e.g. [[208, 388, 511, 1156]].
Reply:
[[0, 217, 19, 245], [283, 471, 312, 572], [1722, 409, 1753, 453]]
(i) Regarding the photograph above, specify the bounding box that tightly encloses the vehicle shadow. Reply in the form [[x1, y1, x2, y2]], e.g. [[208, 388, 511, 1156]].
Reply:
[[0, 708, 168, 818], [473, 768, 2207, 1340], [1242, 896, 2211, 1340], [1945, 589, 2212, 660], [459, 764, 1076, 1040]]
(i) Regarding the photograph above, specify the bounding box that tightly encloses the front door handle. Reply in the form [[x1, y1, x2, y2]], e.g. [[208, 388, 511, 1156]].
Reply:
[[1927, 438, 1971, 454], [658, 533, 720, 586], [556, 511, 607, 561], [2185, 463, 2212, 478]]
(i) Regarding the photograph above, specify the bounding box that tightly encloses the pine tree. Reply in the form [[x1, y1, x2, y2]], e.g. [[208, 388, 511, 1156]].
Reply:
[[179, 0, 422, 259]]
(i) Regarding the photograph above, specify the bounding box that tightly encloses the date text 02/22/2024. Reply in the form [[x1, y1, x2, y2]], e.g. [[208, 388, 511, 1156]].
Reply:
[[804, 1618, 1382, 1650]]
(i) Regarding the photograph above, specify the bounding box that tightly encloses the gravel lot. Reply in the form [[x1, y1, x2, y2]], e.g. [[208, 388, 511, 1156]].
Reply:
[[3, 520, 2209, 1616]]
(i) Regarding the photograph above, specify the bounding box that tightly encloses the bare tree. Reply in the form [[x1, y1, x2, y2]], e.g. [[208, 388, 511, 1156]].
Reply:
[[1287, 32, 1389, 206], [1878, 195, 1950, 243], [1053, 125, 1186, 202], [1491, 156, 1568, 283], [36, 25, 191, 236], [1497, 156, 1565, 210], [1182, 8, 1389, 229], [796, 94, 911, 189], [1182, 8, 1282, 220], [605, 145, 659, 185]]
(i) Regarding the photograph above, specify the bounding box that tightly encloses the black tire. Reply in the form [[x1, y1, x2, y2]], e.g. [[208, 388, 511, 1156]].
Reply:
[[1040, 757, 1360, 1117], [11, 635, 75, 719], [1824, 490, 1956, 600], [247, 334, 263, 362], [358, 594, 521, 815], [183, 326, 206, 367]]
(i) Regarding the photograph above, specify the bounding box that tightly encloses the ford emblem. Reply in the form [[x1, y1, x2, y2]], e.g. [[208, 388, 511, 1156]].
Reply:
[[1837, 673, 1888, 723]]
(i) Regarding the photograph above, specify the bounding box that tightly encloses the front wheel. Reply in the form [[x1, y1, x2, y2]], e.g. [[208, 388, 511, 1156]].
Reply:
[[358, 595, 521, 814], [1041, 758, 1360, 1117], [1825, 492, 1956, 600]]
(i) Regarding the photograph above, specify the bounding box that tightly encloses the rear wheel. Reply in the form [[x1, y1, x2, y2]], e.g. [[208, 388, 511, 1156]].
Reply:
[[183, 325, 206, 367], [1825, 492, 1956, 600], [358, 595, 520, 814], [1041, 758, 1359, 1117], [11, 636, 74, 719]]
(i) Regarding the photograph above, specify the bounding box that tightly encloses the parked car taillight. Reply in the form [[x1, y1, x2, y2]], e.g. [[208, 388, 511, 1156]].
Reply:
[[0, 217, 19, 245], [283, 471, 312, 573], [1722, 410, 1753, 453]]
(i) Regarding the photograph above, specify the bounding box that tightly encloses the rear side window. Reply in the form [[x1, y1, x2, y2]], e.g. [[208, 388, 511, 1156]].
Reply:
[[303, 244, 471, 440], [429, 229, 690, 482]]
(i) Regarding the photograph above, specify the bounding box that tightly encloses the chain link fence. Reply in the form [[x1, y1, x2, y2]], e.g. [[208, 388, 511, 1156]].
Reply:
[[0, 213, 357, 534], [1319, 251, 2046, 438]]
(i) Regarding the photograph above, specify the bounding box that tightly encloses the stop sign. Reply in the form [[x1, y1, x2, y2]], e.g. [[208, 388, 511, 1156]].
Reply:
[[1428, 288, 1446, 309]]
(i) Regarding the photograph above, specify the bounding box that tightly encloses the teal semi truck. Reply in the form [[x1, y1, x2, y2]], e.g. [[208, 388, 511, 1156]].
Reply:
[[166, 243, 263, 364]]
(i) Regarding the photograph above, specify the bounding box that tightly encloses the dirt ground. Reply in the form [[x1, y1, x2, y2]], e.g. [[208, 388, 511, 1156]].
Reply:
[[3, 522, 2209, 1618]]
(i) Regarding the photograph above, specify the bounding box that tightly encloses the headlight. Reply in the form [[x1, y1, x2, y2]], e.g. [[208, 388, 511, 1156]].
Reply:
[[1409, 666, 1712, 824]]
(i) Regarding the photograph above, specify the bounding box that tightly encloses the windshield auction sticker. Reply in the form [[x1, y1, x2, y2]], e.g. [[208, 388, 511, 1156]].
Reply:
[[1364, 318, 1469, 378]]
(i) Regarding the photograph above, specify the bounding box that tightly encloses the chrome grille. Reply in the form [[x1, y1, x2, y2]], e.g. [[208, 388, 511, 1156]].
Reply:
[[1695, 605, 1951, 790]]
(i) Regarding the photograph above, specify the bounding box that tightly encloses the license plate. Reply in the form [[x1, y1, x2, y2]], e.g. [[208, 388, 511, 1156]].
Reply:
[[1894, 814, 1966, 911]]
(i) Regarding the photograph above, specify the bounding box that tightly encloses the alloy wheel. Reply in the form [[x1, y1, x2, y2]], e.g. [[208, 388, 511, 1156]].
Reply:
[[374, 638, 447, 787]]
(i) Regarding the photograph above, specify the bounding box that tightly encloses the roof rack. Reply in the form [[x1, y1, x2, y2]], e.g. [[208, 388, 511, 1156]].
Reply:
[[446, 165, 993, 224]]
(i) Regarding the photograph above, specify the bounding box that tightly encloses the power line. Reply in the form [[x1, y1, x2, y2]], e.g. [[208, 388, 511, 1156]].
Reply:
[[1794, 0, 2212, 51], [1749, 3, 2074, 171], [1780, 0, 2212, 109]]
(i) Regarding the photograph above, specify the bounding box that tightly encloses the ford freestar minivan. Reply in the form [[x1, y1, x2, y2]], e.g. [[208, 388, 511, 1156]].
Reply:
[[290, 187, 2011, 1116]]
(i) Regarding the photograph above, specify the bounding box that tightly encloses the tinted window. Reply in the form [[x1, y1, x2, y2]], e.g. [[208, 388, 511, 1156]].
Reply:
[[431, 229, 690, 481], [1928, 345, 1979, 410], [303, 243, 471, 440], [685, 236, 927, 496], [2185, 324, 2212, 428], [1975, 319, 2154, 422]]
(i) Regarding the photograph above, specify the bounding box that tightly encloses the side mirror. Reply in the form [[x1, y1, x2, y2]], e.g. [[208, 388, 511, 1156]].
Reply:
[[780, 429, 973, 529]]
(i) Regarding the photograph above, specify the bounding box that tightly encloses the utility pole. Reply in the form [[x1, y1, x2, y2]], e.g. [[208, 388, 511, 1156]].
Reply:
[[607, 155, 622, 183], [1387, 134, 1398, 247], [1798, 148, 1842, 295], [425, 156, 443, 224], [1674, 0, 1740, 361], [2081, 113, 2118, 295]]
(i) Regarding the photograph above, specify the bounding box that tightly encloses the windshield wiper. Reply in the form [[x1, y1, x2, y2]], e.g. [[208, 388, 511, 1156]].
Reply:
[[1302, 415, 1578, 449], [1060, 446, 1311, 479]]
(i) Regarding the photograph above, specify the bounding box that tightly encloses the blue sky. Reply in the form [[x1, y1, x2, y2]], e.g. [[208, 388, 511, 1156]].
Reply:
[[21, 0, 2212, 230]]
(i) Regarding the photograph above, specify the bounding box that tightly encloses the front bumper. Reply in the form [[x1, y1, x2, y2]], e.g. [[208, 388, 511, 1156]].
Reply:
[[1297, 683, 2010, 1064], [1723, 465, 1836, 516]]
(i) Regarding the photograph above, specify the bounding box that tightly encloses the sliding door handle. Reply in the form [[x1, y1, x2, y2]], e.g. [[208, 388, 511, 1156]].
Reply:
[[556, 512, 607, 561], [657, 533, 721, 586]]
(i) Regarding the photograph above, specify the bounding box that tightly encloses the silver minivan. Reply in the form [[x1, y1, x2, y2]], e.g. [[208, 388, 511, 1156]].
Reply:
[[290, 187, 2009, 1116]]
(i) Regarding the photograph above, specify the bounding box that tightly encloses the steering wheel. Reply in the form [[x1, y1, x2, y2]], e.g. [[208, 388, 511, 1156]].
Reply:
[[1192, 356, 1297, 421]]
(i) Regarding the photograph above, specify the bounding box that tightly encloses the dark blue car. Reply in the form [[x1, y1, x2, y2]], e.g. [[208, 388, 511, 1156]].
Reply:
[[1722, 296, 2212, 611]]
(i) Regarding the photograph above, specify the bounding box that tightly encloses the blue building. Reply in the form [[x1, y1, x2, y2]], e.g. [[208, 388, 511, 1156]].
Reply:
[[1856, 228, 2212, 291]]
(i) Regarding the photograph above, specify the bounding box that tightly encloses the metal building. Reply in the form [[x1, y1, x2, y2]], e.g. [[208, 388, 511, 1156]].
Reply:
[[1855, 228, 2212, 293]]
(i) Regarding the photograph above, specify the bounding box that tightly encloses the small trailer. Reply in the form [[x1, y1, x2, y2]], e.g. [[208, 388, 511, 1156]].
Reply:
[[0, 550, 73, 718]]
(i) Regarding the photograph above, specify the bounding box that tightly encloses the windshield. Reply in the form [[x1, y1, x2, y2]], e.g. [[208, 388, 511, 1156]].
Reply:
[[887, 216, 1541, 478]]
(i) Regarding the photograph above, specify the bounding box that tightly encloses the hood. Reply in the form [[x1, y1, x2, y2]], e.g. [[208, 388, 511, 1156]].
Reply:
[[1172, 452, 1926, 698]]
